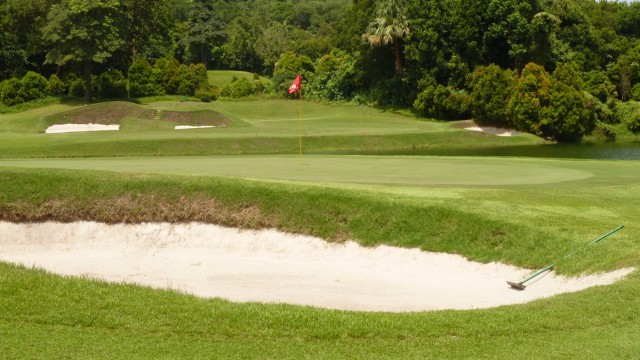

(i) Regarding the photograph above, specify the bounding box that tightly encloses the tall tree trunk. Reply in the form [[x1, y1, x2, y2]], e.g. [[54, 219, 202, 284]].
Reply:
[[84, 60, 92, 104], [393, 40, 403, 73]]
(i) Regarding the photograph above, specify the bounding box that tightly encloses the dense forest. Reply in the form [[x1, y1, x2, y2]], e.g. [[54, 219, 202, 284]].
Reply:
[[1, 0, 640, 141]]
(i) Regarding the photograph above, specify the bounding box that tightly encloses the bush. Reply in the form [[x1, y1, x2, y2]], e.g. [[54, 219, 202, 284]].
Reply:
[[195, 89, 217, 102], [191, 63, 209, 90], [97, 69, 127, 98], [69, 78, 86, 98], [46, 75, 66, 96], [177, 64, 196, 96], [0, 78, 24, 106], [469, 65, 516, 127], [154, 56, 181, 95], [220, 77, 261, 98], [592, 121, 618, 142], [20, 71, 48, 101], [128, 58, 162, 98], [628, 112, 640, 135]]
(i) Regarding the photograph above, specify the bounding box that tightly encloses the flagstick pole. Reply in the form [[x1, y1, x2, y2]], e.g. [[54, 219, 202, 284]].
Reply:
[[299, 84, 302, 161]]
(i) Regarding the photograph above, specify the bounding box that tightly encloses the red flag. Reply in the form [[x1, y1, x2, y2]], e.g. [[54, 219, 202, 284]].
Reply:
[[288, 74, 302, 94]]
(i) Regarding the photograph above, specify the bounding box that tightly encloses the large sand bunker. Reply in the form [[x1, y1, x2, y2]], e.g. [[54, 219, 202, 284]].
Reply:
[[0, 221, 633, 312]]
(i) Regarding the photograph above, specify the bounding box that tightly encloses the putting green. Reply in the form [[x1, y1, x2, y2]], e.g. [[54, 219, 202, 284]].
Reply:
[[0, 155, 594, 187]]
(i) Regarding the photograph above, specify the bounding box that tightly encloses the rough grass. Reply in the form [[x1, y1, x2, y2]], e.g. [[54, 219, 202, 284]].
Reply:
[[44, 101, 155, 125]]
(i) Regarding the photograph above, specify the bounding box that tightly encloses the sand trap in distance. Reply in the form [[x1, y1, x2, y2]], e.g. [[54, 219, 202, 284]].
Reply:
[[45, 124, 120, 133], [0, 221, 633, 312]]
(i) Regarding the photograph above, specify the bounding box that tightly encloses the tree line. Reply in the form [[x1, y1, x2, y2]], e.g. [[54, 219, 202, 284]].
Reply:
[[1, 0, 639, 141]]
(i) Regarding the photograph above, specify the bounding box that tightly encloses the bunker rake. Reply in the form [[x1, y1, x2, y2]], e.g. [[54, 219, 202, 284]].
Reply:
[[507, 225, 625, 290]]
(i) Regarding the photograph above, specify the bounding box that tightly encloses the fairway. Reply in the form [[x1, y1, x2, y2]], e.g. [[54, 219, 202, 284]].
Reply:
[[0, 155, 598, 187]]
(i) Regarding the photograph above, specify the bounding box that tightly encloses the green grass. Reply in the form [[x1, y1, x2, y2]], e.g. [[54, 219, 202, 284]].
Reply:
[[207, 70, 272, 89], [1, 165, 639, 358], [1, 99, 639, 358], [0, 100, 543, 157]]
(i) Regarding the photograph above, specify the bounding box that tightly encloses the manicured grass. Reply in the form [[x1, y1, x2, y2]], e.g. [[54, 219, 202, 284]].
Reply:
[[207, 70, 272, 89], [1, 99, 638, 358], [1, 165, 639, 358], [0, 100, 542, 157]]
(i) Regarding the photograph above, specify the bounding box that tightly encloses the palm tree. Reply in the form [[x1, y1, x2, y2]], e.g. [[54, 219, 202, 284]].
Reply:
[[363, 0, 410, 73]]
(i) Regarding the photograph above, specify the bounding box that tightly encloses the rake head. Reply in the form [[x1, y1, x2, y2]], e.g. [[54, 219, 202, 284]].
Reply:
[[507, 281, 526, 291]]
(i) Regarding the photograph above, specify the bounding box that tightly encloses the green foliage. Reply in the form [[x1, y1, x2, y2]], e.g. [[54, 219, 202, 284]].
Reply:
[[615, 101, 640, 135], [508, 63, 552, 136], [544, 80, 594, 142], [220, 78, 266, 98], [41, 0, 127, 103], [191, 63, 209, 90], [272, 51, 314, 96], [0, 78, 25, 106], [97, 69, 127, 98], [128, 58, 161, 98], [20, 72, 48, 101], [469, 65, 516, 127], [413, 83, 470, 120], [584, 70, 617, 103], [363, 0, 410, 73], [46, 75, 66, 97], [176, 64, 196, 96], [592, 121, 618, 142], [307, 49, 357, 102], [69, 78, 86, 98], [194, 89, 216, 102]]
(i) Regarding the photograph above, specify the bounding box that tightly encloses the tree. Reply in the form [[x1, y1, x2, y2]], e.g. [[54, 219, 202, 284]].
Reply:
[[507, 62, 552, 135], [363, 0, 410, 73], [123, 0, 173, 61], [41, 0, 126, 103], [183, 0, 226, 67], [469, 64, 517, 127]]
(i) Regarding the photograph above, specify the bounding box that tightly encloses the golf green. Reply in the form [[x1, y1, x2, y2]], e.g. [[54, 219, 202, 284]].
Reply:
[[0, 155, 595, 187]]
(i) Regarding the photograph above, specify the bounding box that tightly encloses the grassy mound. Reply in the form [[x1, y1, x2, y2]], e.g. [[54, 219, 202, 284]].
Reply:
[[207, 70, 272, 89], [44, 101, 155, 125]]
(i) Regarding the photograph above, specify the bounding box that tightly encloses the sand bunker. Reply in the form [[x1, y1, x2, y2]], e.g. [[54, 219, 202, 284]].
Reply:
[[465, 126, 520, 137], [45, 124, 120, 134], [0, 221, 633, 312]]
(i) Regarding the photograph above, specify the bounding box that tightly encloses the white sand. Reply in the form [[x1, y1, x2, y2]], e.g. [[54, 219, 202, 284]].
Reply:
[[45, 124, 120, 134], [465, 126, 520, 137], [0, 221, 633, 312], [174, 125, 215, 130]]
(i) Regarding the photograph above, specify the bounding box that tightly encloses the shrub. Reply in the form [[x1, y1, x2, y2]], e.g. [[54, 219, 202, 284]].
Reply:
[[469, 64, 516, 127], [191, 63, 209, 90], [220, 77, 257, 98], [0, 78, 25, 106], [69, 78, 86, 97], [154, 56, 181, 95], [177, 64, 196, 96], [20, 71, 48, 101], [195, 89, 217, 102], [97, 69, 127, 98], [592, 121, 618, 142], [46, 75, 66, 96], [128, 58, 162, 97], [628, 112, 640, 135]]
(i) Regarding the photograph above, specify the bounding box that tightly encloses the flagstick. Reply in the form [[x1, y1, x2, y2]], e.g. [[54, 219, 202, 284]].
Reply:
[[299, 85, 302, 161]]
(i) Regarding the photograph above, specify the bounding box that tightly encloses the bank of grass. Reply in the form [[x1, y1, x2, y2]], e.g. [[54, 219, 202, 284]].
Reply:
[[1, 166, 639, 358], [0, 99, 541, 157], [207, 70, 272, 89]]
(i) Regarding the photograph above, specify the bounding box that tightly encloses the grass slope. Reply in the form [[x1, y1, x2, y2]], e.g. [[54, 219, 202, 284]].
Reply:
[[207, 70, 272, 89], [1, 166, 639, 358], [0, 100, 543, 157]]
